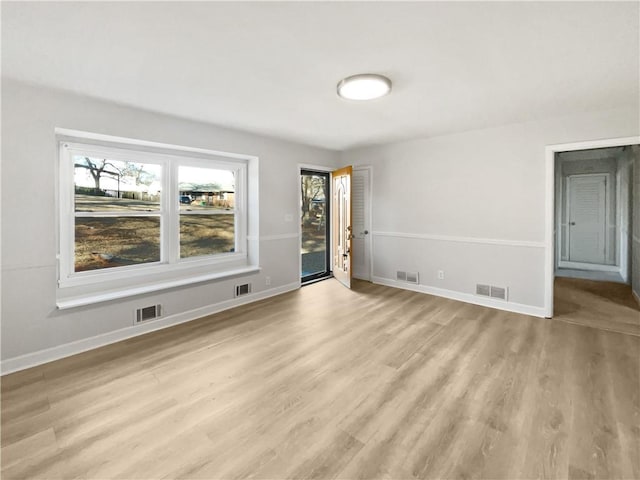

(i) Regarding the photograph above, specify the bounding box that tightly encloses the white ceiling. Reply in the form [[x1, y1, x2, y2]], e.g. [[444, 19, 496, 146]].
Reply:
[[2, 2, 638, 151]]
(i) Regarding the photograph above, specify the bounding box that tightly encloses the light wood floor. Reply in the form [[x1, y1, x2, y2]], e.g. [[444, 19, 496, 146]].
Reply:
[[554, 276, 640, 336], [2, 279, 639, 479]]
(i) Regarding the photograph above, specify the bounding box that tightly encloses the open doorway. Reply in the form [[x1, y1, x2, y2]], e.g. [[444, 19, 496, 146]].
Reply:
[[300, 169, 330, 284], [549, 141, 639, 334], [300, 165, 370, 288], [555, 147, 632, 282]]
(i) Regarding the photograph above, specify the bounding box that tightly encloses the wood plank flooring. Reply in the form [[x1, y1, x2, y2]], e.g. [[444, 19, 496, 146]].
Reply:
[[554, 276, 640, 336], [2, 279, 638, 479]]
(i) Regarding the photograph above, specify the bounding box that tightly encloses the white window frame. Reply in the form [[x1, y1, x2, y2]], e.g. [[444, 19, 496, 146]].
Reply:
[[58, 135, 250, 291]]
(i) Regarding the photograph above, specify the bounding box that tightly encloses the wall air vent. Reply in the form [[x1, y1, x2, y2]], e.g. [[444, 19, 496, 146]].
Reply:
[[235, 283, 251, 297], [490, 286, 508, 301], [397, 271, 419, 284], [135, 304, 162, 324], [406, 272, 419, 284], [476, 284, 491, 297], [476, 284, 508, 301]]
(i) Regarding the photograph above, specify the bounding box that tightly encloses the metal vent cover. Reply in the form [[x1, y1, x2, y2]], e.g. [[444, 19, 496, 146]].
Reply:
[[135, 304, 161, 324], [476, 284, 508, 301], [397, 271, 419, 284], [490, 286, 508, 300], [476, 284, 491, 296], [235, 283, 251, 297]]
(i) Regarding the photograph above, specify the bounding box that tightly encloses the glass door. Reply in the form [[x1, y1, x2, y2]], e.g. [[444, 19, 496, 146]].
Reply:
[[301, 169, 330, 283]]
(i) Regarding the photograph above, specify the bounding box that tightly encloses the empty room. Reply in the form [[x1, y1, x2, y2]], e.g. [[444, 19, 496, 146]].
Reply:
[[1, 2, 639, 479]]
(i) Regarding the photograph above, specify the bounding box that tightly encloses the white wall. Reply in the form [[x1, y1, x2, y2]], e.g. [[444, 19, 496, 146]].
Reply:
[[1, 79, 339, 371], [2, 79, 638, 372], [341, 108, 639, 316]]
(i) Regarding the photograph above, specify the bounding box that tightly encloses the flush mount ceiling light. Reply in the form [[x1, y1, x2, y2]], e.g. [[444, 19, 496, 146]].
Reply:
[[337, 73, 392, 100]]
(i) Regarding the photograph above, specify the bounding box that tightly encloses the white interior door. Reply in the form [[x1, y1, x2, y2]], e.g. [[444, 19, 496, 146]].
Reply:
[[567, 174, 607, 264], [351, 168, 371, 281], [332, 166, 352, 288]]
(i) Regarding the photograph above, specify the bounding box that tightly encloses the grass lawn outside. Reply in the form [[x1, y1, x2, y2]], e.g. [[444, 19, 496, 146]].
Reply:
[[74, 194, 235, 271], [301, 218, 327, 254]]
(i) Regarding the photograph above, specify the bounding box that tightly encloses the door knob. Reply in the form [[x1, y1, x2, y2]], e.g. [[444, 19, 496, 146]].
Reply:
[[570, 222, 576, 226], [363, 230, 369, 235]]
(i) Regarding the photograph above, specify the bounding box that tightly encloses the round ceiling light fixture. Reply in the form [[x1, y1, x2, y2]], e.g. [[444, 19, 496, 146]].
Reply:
[[337, 73, 392, 100]]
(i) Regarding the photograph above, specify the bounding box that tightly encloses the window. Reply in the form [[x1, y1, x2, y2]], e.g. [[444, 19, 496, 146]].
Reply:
[[58, 133, 254, 297], [73, 155, 163, 272], [178, 165, 236, 259]]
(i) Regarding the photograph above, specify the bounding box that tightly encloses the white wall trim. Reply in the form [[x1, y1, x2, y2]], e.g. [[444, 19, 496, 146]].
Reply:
[[298, 166, 304, 287], [372, 276, 546, 318], [57, 266, 261, 309], [545, 136, 640, 318], [55, 127, 259, 162], [2, 282, 300, 376], [557, 260, 620, 273], [372, 231, 545, 248], [298, 164, 334, 286], [298, 163, 334, 173], [563, 172, 613, 265], [633, 289, 640, 308]]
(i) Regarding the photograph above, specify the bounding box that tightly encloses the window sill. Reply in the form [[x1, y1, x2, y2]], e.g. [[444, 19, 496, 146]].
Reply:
[[56, 265, 261, 310], [58, 252, 247, 289]]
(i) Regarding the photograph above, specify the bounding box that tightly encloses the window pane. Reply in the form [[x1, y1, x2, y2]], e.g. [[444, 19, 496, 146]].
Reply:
[[75, 217, 160, 272], [178, 166, 235, 212], [74, 156, 162, 212], [180, 214, 235, 258]]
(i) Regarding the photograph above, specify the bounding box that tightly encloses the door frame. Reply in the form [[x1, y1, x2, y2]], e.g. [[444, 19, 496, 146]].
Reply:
[[560, 172, 610, 268], [298, 164, 334, 287], [544, 135, 640, 318], [352, 165, 373, 281]]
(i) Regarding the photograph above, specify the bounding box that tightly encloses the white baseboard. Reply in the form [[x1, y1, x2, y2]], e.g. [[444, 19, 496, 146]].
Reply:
[[1, 282, 300, 376], [557, 260, 620, 273], [633, 289, 640, 308], [372, 276, 546, 318]]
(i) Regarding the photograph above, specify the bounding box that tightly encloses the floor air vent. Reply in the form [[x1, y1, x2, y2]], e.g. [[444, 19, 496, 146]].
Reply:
[[135, 304, 162, 324], [235, 283, 251, 297], [476, 284, 508, 301]]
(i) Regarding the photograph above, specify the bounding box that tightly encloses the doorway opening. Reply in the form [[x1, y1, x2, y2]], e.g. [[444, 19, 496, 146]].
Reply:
[[548, 140, 639, 334], [554, 146, 635, 283], [300, 169, 331, 284]]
